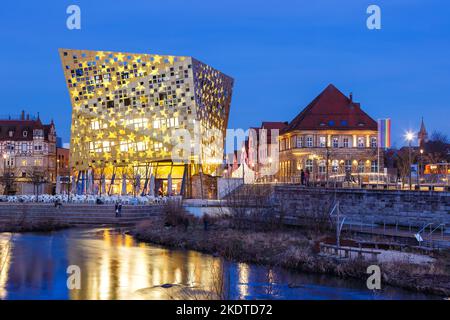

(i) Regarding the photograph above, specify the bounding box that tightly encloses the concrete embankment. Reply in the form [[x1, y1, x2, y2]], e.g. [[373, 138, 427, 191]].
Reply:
[[0, 203, 163, 226]]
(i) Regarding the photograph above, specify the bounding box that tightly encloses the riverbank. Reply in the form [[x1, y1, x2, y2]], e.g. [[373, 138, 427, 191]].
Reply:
[[0, 220, 70, 233], [132, 217, 450, 297]]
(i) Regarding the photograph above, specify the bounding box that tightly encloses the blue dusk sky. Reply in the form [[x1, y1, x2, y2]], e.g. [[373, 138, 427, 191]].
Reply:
[[0, 0, 449, 147]]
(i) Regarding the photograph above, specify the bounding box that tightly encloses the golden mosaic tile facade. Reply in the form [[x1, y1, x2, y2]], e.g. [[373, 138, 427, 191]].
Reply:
[[59, 49, 233, 175]]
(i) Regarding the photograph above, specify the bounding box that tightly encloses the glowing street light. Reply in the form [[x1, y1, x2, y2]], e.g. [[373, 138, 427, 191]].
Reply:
[[404, 130, 415, 190], [405, 131, 415, 142]]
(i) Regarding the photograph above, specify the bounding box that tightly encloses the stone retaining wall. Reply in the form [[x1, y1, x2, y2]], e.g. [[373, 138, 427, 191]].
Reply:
[[272, 186, 450, 228]]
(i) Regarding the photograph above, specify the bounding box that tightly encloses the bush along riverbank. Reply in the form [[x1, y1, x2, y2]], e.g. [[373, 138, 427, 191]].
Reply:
[[131, 203, 450, 297]]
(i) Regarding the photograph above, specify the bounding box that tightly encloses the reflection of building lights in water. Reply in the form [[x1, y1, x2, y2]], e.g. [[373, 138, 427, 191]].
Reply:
[[187, 262, 196, 286], [0, 234, 13, 299], [238, 263, 249, 298], [103, 229, 111, 245], [64, 229, 227, 299], [174, 268, 182, 284], [266, 268, 275, 295], [99, 244, 111, 300]]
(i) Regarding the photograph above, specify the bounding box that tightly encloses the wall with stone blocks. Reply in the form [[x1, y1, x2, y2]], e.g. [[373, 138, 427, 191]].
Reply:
[[272, 186, 450, 228]]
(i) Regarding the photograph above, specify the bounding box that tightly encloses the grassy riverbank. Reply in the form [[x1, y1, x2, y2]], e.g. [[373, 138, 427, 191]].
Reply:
[[132, 216, 450, 297]]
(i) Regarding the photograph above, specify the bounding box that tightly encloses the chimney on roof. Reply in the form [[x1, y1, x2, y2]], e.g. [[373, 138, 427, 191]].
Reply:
[[349, 92, 353, 102], [21, 110, 25, 120], [26, 113, 30, 120]]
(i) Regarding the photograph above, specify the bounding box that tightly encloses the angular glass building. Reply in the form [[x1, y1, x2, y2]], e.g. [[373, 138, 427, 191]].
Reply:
[[59, 49, 233, 196]]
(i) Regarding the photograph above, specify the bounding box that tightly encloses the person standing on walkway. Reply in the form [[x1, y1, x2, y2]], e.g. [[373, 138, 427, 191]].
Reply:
[[115, 201, 122, 218], [118, 201, 123, 217], [115, 201, 119, 218], [305, 169, 310, 186], [300, 169, 305, 185]]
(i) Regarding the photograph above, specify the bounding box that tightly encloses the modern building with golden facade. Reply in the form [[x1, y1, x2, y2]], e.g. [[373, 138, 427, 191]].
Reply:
[[277, 84, 380, 184], [59, 49, 233, 196]]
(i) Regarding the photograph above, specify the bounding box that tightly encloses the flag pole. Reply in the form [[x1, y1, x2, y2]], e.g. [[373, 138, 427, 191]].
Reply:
[[377, 119, 380, 187]]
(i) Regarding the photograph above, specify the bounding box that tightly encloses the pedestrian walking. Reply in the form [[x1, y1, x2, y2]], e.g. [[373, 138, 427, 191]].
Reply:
[[300, 169, 305, 185], [305, 169, 310, 186]]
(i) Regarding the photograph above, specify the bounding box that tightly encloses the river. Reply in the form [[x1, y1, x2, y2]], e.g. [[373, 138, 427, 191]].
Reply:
[[0, 228, 438, 300]]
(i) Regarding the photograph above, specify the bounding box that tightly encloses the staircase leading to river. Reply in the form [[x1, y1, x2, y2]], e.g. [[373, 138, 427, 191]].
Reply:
[[0, 203, 163, 226]]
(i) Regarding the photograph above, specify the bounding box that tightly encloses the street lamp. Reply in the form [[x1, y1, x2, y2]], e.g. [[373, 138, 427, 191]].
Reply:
[[2, 153, 12, 195], [419, 148, 424, 190], [405, 131, 415, 190]]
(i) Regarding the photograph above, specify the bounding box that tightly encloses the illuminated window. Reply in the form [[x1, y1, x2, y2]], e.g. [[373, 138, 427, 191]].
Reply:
[[136, 142, 147, 151], [91, 121, 100, 130], [358, 160, 365, 173], [371, 160, 378, 173], [343, 137, 349, 148], [305, 159, 313, 172], [318, 160, 326, 173], [296, 136, 303, 148], [332, 160, 339, 173], [167, 117, 179, 128], [319, 136, 326, 148], [332, 137, 339, 148], [120, 142, 129, 152], [126, 118, 148, 129], [306, 137, 313, 147], [102, 141, 113, 152], [153, 142, 163, 151], [345, 160, 352, 172], [371, 137, 377, 148], [357, 137, 365, 148]]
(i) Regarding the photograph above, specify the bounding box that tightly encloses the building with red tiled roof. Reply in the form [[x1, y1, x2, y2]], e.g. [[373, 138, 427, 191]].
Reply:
[[277, 84, 380, 184], [0, 111, 58, 195]]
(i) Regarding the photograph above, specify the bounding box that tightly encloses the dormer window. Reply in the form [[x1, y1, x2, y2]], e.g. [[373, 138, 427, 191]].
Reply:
[[23, 131, 28, 137]]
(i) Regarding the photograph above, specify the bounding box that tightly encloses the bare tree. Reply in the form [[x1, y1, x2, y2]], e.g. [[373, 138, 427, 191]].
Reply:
[[0, 169, 16, 195], [224, 184, 275, 230], [27, 166, 47, 201], [394, 148, 417, 187], [424, 131, 450, 164], [122, 165, 140, 197]]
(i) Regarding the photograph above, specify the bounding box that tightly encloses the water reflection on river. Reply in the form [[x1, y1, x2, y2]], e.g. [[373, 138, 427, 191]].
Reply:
[[0, 228, 437, 300]]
